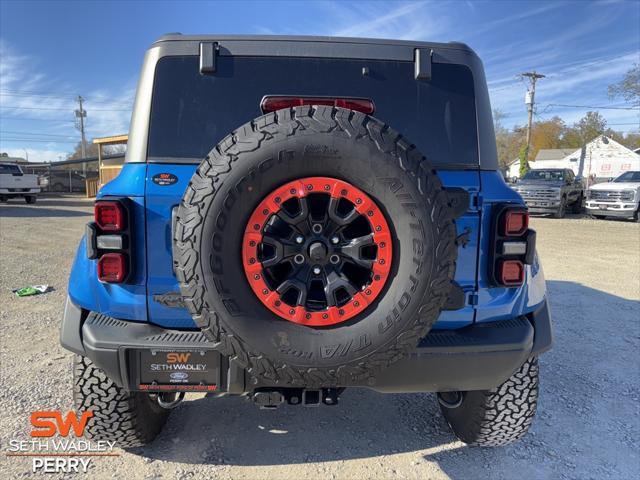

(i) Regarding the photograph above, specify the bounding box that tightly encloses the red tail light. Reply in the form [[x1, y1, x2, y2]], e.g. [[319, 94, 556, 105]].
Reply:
[[499, 260, 524, 286], [95, 201, 124, 232], [98, 253, 126, 283], [502, 210, 529, 236], [261, 96, 375, 114]]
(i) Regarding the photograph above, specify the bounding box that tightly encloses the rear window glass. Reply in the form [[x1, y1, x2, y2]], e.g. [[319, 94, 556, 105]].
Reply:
[[522, 170, 565, 181], [0, 164, 21, 174], [148, 56, 478, 166]]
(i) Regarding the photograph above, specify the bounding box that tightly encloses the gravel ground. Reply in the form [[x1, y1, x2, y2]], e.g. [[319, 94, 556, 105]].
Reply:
[[1, 196, 639, 479]]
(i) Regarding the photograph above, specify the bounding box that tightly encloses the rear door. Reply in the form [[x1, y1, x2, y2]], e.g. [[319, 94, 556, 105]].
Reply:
[[144, 54, 481, 329]]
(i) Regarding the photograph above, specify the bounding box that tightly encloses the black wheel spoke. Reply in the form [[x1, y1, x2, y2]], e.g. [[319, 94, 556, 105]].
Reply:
[[324, 271, 358, 307], [327, 196, 359, 226], [277, 196, 310, 231], [340, 233, 375, 268], [261, 234, 299, 268], [276, 278, 307, 306]]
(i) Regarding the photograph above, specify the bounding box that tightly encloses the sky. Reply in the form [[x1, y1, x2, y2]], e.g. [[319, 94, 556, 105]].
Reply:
[[0, 0, 639, 163]]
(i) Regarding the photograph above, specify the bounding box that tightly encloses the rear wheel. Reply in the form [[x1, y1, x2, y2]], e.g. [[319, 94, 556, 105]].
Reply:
[[553, 198, 566, 218], [571, 194, 583, 213], [438, 357, 539, 447], [73, 355, 171, 448], [25, 195, 36, 204]]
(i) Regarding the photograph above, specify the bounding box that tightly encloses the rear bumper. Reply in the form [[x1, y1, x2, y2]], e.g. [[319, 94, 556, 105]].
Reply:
[[60, 296, 553, 394], [0, 188, 40, 195]]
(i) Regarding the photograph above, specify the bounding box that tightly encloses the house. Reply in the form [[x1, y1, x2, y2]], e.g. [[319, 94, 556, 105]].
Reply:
[[505, 148, 575, 181], [505, 158, 520, 182], [530, 136, 640, 180]]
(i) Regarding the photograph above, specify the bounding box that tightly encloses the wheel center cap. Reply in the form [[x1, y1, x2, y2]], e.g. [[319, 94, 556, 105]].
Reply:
[[308, 241, 328, 262]]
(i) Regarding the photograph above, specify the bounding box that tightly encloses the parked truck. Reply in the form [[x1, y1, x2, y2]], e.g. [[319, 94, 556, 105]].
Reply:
[[511, 168, 583, 218], [586, 171, 640, 221], [0, 163, 40, 203]]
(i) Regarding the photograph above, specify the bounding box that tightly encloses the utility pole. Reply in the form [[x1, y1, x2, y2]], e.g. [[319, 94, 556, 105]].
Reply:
[[75, 95, 87, 173], [520, 71, 545, 169]]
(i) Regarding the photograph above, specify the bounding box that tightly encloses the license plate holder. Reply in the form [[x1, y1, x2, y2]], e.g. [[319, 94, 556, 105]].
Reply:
[[132, 348, 220, 392]]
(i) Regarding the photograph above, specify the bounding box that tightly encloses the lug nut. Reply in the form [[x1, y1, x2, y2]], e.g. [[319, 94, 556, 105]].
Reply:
[[312, 223, 323, 234], [295, 235, 304, 244], [294, 254, 305, 264], [313, 266, 321, 275], [331, 236, 339, 244], [330, 254, 340, 264]]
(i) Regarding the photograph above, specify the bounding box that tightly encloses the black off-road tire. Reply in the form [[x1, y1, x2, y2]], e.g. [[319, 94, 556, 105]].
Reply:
[[571, 194, 583, 213], [73, 355, 171, 448], [25, 195, 37, 204], [174, 105, 458, 387], [553, 198, 566, 218], [438, 357, 539, 447]]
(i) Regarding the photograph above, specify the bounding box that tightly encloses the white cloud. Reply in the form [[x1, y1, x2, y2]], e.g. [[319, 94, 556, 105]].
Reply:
[[320, 1, 451, 41], [2, 147, 69, 163], [0, 40, 134, 162]]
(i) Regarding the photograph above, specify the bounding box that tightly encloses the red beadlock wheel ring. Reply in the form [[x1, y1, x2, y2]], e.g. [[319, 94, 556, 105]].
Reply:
[[242, 177, 393, 326]]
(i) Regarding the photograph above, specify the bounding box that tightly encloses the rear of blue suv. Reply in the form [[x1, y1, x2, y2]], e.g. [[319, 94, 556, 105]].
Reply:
[[61, 35, 552, 448]]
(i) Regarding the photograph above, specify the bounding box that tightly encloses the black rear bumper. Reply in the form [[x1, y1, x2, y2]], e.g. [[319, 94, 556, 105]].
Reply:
[[60, 296, 552, 394]]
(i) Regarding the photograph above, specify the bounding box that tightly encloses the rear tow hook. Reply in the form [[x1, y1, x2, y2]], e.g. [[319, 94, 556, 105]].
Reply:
[[155, 392, 185, 409]]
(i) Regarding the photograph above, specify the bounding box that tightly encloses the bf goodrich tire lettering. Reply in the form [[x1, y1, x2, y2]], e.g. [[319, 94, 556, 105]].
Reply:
[[174, 105, 458, 387]]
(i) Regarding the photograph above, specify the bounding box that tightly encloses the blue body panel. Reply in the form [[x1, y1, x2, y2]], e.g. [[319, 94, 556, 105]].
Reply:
[[68, 163, 148, 321], [145, 164, 199, 328], [474, 171, 547, 321], [67, 164, 546, 331]]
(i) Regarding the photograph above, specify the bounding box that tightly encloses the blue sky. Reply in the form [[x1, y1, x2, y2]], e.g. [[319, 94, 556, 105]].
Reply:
[[1, 0, 639, 162]]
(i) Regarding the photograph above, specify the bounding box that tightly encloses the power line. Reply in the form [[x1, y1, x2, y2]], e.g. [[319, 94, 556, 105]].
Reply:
[[0, 90, 132, 106], [0, 105, 130, 112], [1, 130, 77, 138], [0, 138, 79, 143], [544, 103, 639, 111], [0, 116, 76, 122]]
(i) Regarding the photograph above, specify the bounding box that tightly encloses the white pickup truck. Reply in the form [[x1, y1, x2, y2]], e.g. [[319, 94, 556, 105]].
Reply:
[[586, 171, 640, 221], [0, 163, 41, 204]]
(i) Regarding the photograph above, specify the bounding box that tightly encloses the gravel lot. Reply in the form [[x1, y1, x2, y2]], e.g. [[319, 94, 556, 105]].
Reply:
[[1, 196, 639, 479]]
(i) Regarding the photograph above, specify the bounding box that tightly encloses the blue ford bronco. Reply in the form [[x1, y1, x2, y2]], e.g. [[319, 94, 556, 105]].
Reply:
[[60, 35, 552, 448]]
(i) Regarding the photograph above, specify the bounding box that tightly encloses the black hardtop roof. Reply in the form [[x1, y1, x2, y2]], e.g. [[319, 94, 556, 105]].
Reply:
[[153, 33, 475, 54]]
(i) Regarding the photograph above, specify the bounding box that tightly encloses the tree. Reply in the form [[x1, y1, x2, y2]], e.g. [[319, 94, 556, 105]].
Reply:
[[67, 141, 99, 160], [66, 140, 125, 160], [518, 144, 529, 177], [574, 111, 607, 145], [493, 109, 527, 169], [608, 64, 640, 107], [530, 116, 567, 159]]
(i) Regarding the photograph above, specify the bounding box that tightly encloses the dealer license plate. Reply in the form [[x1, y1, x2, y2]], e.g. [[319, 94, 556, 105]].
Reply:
[[137, 349, 219, 391]]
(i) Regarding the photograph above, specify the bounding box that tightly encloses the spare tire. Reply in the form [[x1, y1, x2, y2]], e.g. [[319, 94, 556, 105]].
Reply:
[[174, 105, 458, 387]]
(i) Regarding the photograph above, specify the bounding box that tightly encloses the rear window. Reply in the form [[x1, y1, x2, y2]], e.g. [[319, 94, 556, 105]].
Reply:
[[0, 164, 21, 174], [148, 56, 478, 166], [522, 170, 565, 181]]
